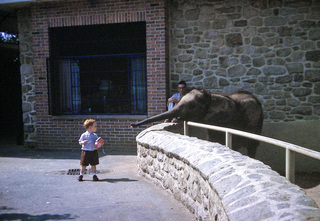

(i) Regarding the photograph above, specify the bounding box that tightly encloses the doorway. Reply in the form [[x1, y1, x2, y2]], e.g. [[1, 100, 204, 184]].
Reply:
[[0, 45, 24, 145]]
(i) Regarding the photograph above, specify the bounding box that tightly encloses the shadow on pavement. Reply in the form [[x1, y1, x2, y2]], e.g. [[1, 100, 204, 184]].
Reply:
[[0, 213, 76, 220], [99, 178, 138, 183]]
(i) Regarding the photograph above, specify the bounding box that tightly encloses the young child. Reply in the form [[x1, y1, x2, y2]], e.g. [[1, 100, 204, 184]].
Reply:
[[78, 119, 104, 181]]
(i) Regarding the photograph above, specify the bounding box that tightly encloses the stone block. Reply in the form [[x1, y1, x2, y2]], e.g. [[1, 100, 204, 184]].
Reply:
[[203, 76, 217, 88], [200, 5, 215, 14], [219, 56, 229, 68], [301, 41, 316, 50], [185, 9, 200, 21], [243, 5, 259, 19], [185, 36, 200, 44], [193, 69, 203, 76], [269, 0, 283, 8], [305, 70, 320, 82], [240, 55, 251, 64], [275, 75, 292, 83], [227, 65, 246, 77], [276, 48, 292, 57], [291, 106, 313, 115], [308, 96, 320, 104], [171, 10, 183, 21], [290, 51, 304, 61], [305, 50, 320, 62], [285, 63, 304, 73], [195, 49, 207, 59], [212, 19, 227, 29], [251, 36, 264, 46], [253, 57, 265, 67], [22, 102, 32, 112], [262, 66, 287, 75], [226, 33, 243, 47], [315, 83, 320, 94], [203, 30, 220, 40], [178, 55, 193, 62], [220, 46, 234, 56], [300, 20, 316, 28], [277, 26, 293, 37], [228, 201, 274, 221], [265, 16, 287, 26], [249, 17, 263, 26], [219, 78, 230, 86], [234, 20, 247, 27], [284, 36, 302, 47]]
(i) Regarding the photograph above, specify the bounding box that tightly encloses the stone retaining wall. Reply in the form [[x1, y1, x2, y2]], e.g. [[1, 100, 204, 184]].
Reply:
[[136, 124, 320, 220]]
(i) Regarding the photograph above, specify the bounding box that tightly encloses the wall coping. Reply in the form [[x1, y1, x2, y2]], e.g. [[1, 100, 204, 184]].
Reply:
[[136, 124, 320, 220]]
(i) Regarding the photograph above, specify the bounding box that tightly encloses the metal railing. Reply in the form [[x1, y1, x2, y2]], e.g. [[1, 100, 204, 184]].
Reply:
[[183, 121, 320, 184]]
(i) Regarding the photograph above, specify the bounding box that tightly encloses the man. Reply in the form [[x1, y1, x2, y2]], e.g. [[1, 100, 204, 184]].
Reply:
[[167, 80, 187, 111], [164, 81, 187, 123]]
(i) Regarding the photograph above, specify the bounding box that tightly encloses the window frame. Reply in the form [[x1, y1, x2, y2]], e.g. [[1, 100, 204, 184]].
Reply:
[[47, 22, 147, 116]]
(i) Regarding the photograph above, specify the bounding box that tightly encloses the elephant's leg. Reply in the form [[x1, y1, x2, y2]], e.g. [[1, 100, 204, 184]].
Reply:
[[247, 140, 259, 158], [208, 130, 225, 146]]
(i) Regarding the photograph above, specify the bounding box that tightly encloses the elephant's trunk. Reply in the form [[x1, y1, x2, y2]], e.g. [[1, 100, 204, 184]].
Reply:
[[131, 109, 177, 127]]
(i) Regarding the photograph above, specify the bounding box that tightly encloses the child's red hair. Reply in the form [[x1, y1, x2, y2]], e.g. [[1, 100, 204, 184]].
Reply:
[[83, 119, 96, 129]]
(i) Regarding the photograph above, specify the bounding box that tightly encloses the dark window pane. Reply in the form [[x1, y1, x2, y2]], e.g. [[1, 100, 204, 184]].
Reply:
[[48, 22, 147, 115]]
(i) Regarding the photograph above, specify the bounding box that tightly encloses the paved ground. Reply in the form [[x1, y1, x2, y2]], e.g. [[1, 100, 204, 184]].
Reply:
[[0, 144, 195, 221], [0, 142, 319, 221]]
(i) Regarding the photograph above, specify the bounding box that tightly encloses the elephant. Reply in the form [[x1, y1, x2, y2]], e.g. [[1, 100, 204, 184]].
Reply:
[[131, 89, 263, 158]]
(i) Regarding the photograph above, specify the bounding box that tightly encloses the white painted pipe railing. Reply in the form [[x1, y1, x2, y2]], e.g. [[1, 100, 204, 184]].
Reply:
[[184, 121, 320, 184]]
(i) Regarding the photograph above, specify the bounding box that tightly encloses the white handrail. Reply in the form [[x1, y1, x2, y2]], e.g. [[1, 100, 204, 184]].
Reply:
[[184, 121, 320, 183]]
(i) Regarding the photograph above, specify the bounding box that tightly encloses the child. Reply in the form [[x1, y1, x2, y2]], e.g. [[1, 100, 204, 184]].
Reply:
[[78, 119, 104, 181]]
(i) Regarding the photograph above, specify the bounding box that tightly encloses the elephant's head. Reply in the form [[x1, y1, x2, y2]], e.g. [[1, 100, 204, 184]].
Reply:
[[131, 89, 211, 127]]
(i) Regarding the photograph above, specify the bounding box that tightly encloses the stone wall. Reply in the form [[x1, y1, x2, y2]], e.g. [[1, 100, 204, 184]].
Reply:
[[136, 124, 320, 220], [18, 8, 36, 147], [168, 0, 320, 122]]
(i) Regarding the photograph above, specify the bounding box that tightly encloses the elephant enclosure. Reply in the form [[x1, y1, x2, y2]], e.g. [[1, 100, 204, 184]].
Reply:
[[136, 123, 320, 220], [163, 121, 320, 207]]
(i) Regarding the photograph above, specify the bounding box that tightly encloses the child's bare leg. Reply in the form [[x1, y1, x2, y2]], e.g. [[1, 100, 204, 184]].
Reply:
[[91, 165, 99, 181], [80, 166, 87, 175], [78, 165, 86, 181], [91, 165, 96, 174]]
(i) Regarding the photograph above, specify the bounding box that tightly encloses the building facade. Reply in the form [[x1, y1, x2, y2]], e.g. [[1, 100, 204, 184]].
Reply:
[[17, 0, 168, 151], [1, 0, 319, 152]]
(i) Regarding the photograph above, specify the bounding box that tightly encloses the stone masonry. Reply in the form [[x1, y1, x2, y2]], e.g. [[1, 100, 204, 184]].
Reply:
[[168, 0, 320, 122], [137, 124, 320, 220], [12, 0, 320, 149], [18, 8, 36, 147]]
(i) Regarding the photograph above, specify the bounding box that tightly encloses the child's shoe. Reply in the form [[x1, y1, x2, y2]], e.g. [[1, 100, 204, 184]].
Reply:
[[78, 175, 83, 181], [93, 175, 99, 181]]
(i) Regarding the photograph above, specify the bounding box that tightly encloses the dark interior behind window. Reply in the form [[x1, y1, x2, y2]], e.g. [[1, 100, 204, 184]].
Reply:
[[48, 22, 147, 115]]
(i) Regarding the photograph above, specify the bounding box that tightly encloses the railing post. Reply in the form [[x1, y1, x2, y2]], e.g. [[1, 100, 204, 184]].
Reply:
[[184, 121, 189, 136], [286, 148, 295, 183], [225, 131, 232, 149]]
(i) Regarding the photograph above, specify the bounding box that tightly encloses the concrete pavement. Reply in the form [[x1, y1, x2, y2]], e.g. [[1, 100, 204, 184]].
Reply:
[[0, 145, 195, 221]]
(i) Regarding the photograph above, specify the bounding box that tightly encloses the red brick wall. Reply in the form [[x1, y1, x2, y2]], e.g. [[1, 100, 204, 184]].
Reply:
[[31, 0, 167, 151]]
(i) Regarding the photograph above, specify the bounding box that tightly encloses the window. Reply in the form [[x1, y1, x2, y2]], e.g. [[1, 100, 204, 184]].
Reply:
[[47, 22, 147, 115]]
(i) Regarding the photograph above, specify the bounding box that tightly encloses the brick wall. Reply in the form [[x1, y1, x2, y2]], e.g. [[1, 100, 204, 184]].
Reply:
[[28, 0, 168, 151]]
